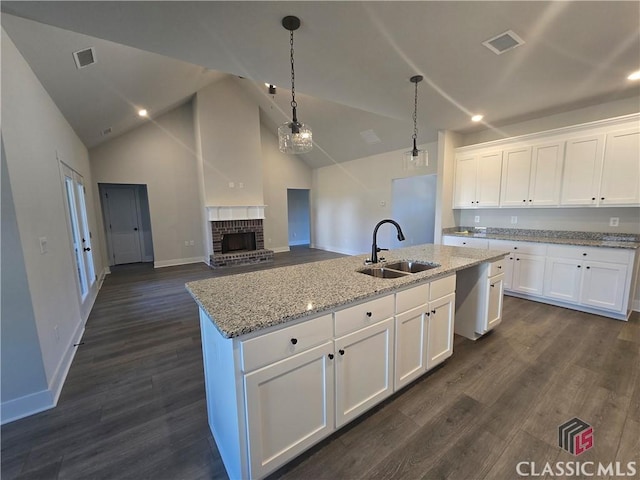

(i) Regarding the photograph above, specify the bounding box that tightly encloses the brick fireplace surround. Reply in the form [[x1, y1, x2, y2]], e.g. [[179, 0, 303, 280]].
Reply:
[[210, 219, 274, 268]]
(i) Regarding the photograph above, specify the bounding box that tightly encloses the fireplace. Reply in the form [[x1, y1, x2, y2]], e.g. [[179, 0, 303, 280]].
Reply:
[[210, 219, 273, 267], [222, 232, 256, 254]]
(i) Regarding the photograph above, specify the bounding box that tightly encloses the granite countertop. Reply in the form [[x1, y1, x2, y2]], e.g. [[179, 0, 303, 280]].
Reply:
[[186, 244, 507, 339], [442, 227, 640, 249]]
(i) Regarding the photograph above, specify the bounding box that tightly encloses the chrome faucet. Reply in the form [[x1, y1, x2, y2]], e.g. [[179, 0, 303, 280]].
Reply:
[[370, 219, 406, 263]]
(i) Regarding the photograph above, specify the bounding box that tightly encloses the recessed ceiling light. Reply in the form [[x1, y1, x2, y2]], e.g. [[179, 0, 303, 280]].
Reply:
[[138, 109, 148, 117], [471, 114, 484, 122], [628, 70, 640, 81]]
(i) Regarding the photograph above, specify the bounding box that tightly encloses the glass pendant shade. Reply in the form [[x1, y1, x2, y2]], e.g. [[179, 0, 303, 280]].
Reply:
[[278, 121, 313, 154], [403, 145, 428, 169]]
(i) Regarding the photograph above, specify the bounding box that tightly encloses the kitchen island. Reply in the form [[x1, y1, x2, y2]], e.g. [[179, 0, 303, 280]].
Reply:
[[186, 244, 507, 479]]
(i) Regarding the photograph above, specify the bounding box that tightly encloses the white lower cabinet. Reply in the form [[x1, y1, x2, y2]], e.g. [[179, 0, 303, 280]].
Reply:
[[443, 235, 489, 249], [580, 261, 628, 312], [543, 257, 582, 303], [335, 317, 394, 427], [483, 274, 505, 333], [394, 305, 427, 390], [244, 342, 335, 479], [511, 253, 546, 295], [426, 292, 455, 369]]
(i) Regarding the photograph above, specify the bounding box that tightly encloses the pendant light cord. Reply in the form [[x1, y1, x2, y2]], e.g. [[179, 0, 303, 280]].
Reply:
[[290, 29, 297, 122], [412, 80, 418, 142]]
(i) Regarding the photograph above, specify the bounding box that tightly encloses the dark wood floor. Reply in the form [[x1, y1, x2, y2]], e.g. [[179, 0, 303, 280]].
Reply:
[[2, 246, 639, 479]]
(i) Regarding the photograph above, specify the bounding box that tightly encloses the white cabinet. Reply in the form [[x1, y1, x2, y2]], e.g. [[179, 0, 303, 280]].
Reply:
[[529, 142, 565, 206], [544, 244, 632, 314], [335, 317, 394, 427], [442, 235, 490, 249], [244, 342, 335, 478], [453, 150, 502, 208], [511, 253, 546, 296], [500, 146, 532, 207], [426, 292, 455, 369], [560, 134, 605, 206], [484, 274, 504, 333], [600, 128, 640, 206], [394, 275, 456, 390]]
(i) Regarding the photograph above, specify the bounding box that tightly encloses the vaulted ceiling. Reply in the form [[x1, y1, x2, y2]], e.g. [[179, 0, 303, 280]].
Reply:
[[2, 1, 639, 168]]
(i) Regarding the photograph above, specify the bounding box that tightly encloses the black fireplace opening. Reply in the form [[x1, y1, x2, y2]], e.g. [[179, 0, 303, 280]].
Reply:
[[222, 232, 257, 254]]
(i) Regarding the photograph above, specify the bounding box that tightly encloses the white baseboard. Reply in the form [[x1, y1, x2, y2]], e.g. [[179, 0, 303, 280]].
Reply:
[[311, 243, 364, 256], [154, 257, 206, 268], [0, 389, 55, 425], [289, 240, 310, 246], [49, 321, 85, 406], [633, 298, 639, 312], [272, 246, 290, 253]]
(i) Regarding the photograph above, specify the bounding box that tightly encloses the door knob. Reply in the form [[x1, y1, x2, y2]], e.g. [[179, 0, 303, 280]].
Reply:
[[134, 227, 138, 231], [83, 247, 91, 252]]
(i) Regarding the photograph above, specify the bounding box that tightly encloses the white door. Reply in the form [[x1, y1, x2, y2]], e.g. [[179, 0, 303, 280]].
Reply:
[[476, 151, 503, 207], [394, 306, 427, 390], [60, 163, 96, 307], [104, 186, 142, 265], [543, 257, 582, 304], [500, 146, 532, 206], [335, 317, 394, 428], [244, 342, 335, 479], [560, 134, 605, 205], [426, 293, 455, 370], [600, 128, 640, 205], [580, 262, 628, 312]]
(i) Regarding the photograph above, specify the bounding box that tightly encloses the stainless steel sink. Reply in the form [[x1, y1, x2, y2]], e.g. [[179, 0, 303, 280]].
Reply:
[[383, 261, 439, 273], [359, 267, 410, 279], [358, 260, 440, 278]]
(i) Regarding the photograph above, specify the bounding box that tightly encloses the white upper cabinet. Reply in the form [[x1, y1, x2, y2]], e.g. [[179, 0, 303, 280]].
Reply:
[[529, 142, 564, 206], [453, 114, 639, 209], [560, 134, 605, 206], [500, 146, 533, 206], [453, 151, 502, 208], [599, 127, 640, 206]]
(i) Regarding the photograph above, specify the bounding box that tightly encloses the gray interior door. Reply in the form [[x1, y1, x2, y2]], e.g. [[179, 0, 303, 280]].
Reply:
[[104, 186, 142, 265]]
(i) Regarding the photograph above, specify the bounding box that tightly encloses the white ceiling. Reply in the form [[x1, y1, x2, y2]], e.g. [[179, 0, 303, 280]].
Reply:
[[2, 1, 639, 168]]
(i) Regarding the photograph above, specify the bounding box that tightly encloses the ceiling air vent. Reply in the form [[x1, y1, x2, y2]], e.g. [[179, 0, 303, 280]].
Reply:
[[73, 47, 96, 69], [482, 30, 524, 55], [101, 127, 112, 136]]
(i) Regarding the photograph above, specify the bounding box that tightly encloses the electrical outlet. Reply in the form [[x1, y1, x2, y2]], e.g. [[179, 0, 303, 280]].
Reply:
[[39, 236, 48, 254], [184, 240, 189, 246], [189, 240, 194, 246], [511, 216, 518, 224], [380, 200, 386, 207], [474, 215, 480, 223], [238, 182, 244, 189], [609, 217, 619, 227], [54, 325, 60, 342], [228, 182, 235, 188]]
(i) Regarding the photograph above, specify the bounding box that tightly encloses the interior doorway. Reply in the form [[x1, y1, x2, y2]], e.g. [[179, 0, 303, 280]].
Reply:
[[391, 174, 437, 248], [287, 189, 311, 247], [99, 184, 154, 266]]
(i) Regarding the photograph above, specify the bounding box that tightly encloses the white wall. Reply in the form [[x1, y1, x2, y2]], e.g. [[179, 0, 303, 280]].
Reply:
[[195, 77, 264, 206], [90, 102, 204, 268], [313, 142, 438, 255], [261, 122, 313, 252], [1, 29, 105, 422]]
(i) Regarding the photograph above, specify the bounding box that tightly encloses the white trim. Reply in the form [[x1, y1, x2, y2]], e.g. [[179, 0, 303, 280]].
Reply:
[[154, 257, 206, 268], [456, 113, 640, 151], [0, 389, 54, 425], [49, 321, 86, 405], [272, 246, 290, 253], [633, 298, 640, 312], [207, 205, 266, 221]]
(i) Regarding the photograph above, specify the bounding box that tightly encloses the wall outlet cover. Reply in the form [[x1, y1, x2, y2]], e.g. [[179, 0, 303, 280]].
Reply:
[[609, 217, 619, 227], [511, 216, 518, 224], [474, 215, 480, 223]]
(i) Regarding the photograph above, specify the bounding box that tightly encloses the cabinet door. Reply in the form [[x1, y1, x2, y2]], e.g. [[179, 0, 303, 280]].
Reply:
[[426, 293, 455, 370], [530, 142, 564, 206], [500, 146, 532, 207], [511, 253, 546, 296], [560, 134, 605, 205], [502, 254, 515, 291], [394, 306, 427, 390], [580, 261, 628, 312], [476, 151, 503, 207], [600, 128, 640, 205], [244, 342, 335, 479], [453, 154, 478, 208], [335, 317, 394, 428], [543, 257, 582, 304], [484, 275, 504, 333]]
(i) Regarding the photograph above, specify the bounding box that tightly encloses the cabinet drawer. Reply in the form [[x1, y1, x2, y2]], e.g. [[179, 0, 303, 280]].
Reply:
[[488, 258, 506, 277], [241, 314, 333, 372], [334, 295, 394, 337], [546, 244, 632, 264], [395, 284, 429, 314], [488, 239, 547, 256], [430, 274, 456, 301]]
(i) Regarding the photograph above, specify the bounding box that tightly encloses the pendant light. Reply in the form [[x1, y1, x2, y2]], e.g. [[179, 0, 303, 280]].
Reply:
[[403, 75, 428, 168], [278, 15, 313, 154]]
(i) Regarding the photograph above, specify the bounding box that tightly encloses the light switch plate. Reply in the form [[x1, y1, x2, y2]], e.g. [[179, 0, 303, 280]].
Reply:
[[39, 236, 48, 254]]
